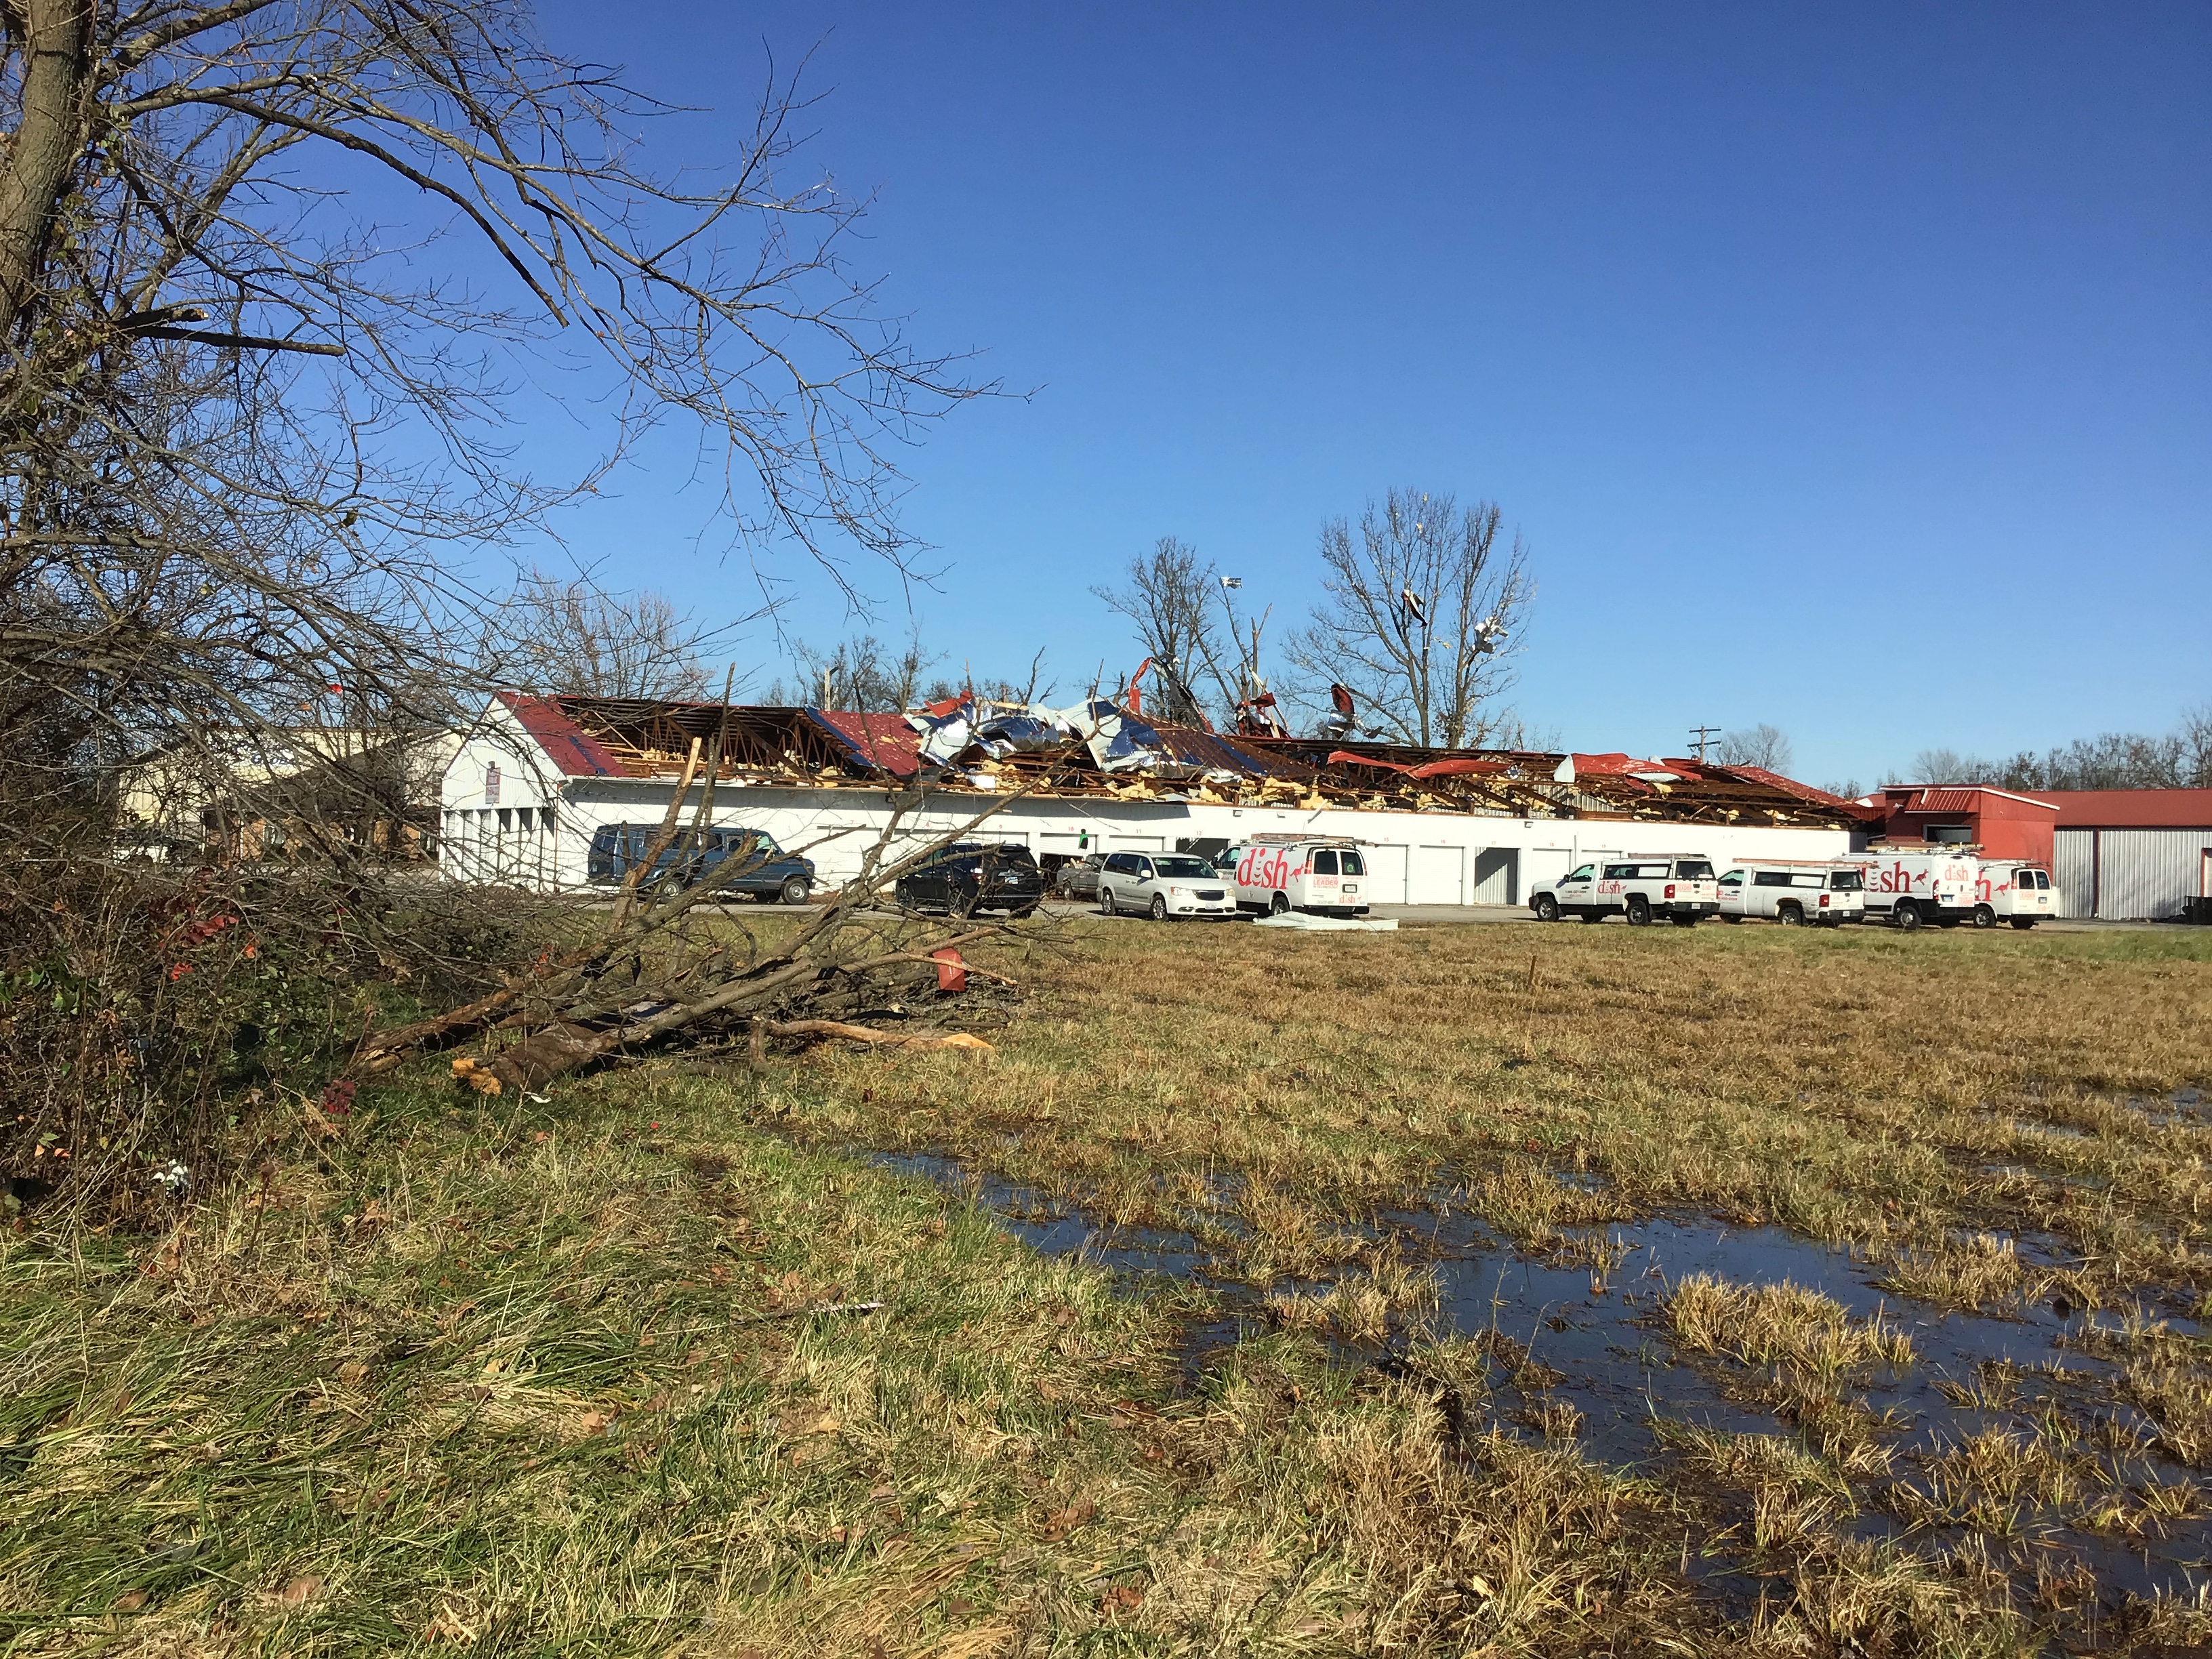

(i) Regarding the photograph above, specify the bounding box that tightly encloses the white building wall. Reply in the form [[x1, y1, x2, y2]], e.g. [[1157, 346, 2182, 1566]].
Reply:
[[2053, 827, 2212, 920], [437, 712, 567, 888], [517, 777, 1853, 902]]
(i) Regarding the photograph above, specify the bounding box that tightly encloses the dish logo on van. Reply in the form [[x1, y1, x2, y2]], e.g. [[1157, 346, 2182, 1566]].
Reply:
[[1237, 847, 1300, 888]]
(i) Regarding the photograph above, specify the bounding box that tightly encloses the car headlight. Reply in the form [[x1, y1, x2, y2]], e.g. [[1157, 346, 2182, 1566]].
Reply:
[[1169, 886, 1189, 897]]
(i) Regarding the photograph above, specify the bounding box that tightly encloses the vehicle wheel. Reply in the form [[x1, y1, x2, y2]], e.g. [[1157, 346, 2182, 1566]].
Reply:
[[779, 876, 811, 906], [1534, 894, 1559, 923], [1672, 912, 1698, 928], [951, 890, 977, 919], [1972, 904, 1997, 929], [1778, 903, 1803, 926], [1894, 901, 1923, 932], [1099, 890, 1115, 916], [1626, 895, 1652, 926], [2009, 918, 2036, 930], [1271, 891, 1290, 915], [893, 882, 911, 910], [1150, 895, 1169, 922]]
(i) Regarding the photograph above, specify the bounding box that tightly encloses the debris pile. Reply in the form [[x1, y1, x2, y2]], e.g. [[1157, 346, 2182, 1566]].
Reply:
[[502, 691, 1870, 827]]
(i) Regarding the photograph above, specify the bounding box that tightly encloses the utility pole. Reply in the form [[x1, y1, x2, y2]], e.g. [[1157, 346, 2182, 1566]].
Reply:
[[1688, 724, 1719, 762]]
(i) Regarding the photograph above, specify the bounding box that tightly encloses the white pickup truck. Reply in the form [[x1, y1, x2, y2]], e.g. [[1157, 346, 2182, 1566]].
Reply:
[[1529, 854, 1719, 927]]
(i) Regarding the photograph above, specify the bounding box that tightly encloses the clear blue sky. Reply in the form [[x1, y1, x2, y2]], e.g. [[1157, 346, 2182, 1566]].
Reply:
[[518, 1, 2209, 788]]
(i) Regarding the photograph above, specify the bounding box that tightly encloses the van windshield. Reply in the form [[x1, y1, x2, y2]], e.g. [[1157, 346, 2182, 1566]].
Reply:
[[1828, 869, 1864, 892], [1153, 855, 1215, 878]]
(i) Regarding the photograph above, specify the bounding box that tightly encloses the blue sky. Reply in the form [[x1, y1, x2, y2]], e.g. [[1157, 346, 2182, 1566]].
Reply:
[[511, 1, 2209, 787]]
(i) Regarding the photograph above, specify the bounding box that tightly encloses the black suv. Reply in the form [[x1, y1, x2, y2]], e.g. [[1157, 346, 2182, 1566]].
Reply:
[[586, 825, 815, 904], [894, 842, 1044, 917]]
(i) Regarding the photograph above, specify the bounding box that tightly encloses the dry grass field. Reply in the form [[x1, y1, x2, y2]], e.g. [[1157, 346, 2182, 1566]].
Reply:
[[3, 916, 2208, 1656]]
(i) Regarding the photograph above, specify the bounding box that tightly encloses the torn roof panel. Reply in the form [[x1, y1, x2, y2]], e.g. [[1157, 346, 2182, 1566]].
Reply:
[[805, 709, 922, 777], [1713, 764, 1879, 817], [497, 691, 626, 777], [1150, 723, 1317, 781]]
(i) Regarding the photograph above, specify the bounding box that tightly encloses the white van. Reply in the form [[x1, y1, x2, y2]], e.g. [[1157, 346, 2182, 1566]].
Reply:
[[1972, 863, 2055, 930], [1234, 836, 1371, 918], [1717, 861, 1866, 926]]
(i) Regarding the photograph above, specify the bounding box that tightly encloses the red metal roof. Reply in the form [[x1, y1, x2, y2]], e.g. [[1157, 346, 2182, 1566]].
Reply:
[[2025, 789, 2212, 829], [804, 709, 922, 777], [1878, 785, 2060, 816], [497, 691, 627, 777]]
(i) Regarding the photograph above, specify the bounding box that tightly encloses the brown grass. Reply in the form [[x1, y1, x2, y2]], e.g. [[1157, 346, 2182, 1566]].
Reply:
[[4, 916, 2208, 1654]]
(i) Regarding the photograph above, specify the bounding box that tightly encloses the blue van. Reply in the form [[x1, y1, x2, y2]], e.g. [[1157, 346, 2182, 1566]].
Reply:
[[586, 825, 815, 904]]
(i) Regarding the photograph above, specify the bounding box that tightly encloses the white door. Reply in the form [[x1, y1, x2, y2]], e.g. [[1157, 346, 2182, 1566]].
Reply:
[[1410, 844, 1466, 905]]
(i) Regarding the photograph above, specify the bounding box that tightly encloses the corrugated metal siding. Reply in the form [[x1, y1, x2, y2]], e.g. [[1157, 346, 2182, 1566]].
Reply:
[[2053, 827, 2212, 919]]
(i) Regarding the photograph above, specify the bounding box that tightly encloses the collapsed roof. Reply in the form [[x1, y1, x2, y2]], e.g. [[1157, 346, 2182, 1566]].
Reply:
[[495, 692, 1872, 827]]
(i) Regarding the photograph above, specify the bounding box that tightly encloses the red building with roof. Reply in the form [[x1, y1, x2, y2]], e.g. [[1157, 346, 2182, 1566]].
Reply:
[[1868, 785, 2060, 863], [1869, 783, 2212, 919]]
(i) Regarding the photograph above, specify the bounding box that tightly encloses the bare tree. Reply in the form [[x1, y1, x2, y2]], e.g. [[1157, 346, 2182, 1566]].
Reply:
[[1904, 749, 2002, 785], [1090, 537, 1217, 725], [1283, 489, 1532, 749], [0, 3, 983, 1208], [1718, 724, 1793, 775], [779, 631, 939, 711], [486, 569, 733, 700]]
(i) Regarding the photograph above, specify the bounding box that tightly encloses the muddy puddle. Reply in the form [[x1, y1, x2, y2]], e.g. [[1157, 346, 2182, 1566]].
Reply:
[[861, 1147, 2211, 1625]]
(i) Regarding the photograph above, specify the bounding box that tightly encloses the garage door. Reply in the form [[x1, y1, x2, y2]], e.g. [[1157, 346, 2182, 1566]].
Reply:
[[1362, 844, 1408, 905], [1409, 844, 1465, 905]]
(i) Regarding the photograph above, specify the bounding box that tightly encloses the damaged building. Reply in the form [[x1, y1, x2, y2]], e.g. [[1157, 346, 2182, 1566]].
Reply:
[[440, 691, 1872, 902]]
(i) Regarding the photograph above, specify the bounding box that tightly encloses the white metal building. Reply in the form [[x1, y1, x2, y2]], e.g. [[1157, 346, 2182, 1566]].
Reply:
[[440, 695, 1861, 903], [2042, 790, 2212, 920]]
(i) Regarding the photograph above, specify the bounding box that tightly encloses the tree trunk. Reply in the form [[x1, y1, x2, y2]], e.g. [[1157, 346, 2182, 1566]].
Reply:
[[0, 0, 94, 335]]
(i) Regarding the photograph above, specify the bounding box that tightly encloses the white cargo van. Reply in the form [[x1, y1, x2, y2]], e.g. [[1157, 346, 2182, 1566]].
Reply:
[[1234, 836, 1371, 918], [1716, 861, 1866, 926], [1851, 850, 1978, 930], [1971, 863, 2055, 930]]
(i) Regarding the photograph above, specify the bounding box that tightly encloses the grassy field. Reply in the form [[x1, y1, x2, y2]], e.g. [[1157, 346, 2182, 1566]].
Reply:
[[3, 916, 2209, 1655]]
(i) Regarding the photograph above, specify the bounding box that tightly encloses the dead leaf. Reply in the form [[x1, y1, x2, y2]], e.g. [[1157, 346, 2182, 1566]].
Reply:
[[335, 1361, 368, 1386], [575, 1408, 617, 1437], [869, 1482, 899, 1501], [113, 1589, 148, 1612], [1037, 1380, 1061, 1401], [779, 1409, 839, 1437], [1099, 1584, 1145, 1613], [1037, 1496, 1096, 1541], [1466, 1573, 1496, 1599], [278, 1574, 323, 1609], [945, 1597, 975, 1618]]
